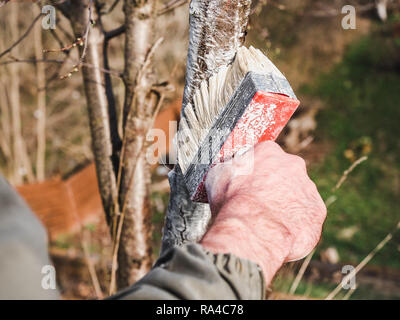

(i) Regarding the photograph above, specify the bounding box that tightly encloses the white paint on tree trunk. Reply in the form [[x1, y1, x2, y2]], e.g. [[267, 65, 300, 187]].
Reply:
[[161, 0, 251, 254]]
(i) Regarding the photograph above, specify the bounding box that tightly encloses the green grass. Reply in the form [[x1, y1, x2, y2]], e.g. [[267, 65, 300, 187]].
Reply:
[[273, 274, 339, 299], [273, 274, 400, 300], [306, 27, 400, 269]]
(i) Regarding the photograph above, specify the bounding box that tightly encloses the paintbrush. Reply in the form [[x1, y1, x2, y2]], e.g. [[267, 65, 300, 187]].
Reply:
[[176, 46, 300, 203]]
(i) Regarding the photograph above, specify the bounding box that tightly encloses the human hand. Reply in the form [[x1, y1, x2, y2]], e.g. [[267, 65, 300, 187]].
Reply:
[[200, 141, 327, 284]]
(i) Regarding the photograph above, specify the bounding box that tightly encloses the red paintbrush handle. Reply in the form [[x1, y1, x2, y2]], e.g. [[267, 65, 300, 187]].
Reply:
[[192, 91, 300, 203], [218, 91, 300, 161]]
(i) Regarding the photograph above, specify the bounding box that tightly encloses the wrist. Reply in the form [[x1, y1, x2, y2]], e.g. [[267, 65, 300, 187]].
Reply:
[[201, 197, 292, 285]]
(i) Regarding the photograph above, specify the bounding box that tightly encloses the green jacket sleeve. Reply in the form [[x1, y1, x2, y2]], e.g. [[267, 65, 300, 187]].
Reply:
[[0, 174, 265, 300], [112, 243, 266, 300]]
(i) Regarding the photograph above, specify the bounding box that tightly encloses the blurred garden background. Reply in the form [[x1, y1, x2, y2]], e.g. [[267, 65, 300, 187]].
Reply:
[[0, 0, 399, 299]]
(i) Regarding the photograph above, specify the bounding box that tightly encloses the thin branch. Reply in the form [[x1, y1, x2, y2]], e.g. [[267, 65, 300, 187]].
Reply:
[[49, 29, 71, 55], [325, 221, 400, 300], [105, 25, 126, 40], [109, 127, 151, 294], [0, 13, 44, 60], [100, 0, 120, 15], [43, 37, 84, 54], [81, 229, 104, 299], [289, 249, 316, 295], [0, 58, 65, 66], [0, 57, 122, 78], [2, 57, 72, 89], [288, 155, 369, 296], [333, 156, 368, 192]]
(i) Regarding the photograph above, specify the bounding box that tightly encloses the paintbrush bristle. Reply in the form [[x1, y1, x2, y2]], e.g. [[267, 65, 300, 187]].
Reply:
[[177, 46, 285, 174]]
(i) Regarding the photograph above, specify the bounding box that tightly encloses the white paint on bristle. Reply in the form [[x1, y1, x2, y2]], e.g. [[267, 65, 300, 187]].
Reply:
[[177, 46, 287, 173]]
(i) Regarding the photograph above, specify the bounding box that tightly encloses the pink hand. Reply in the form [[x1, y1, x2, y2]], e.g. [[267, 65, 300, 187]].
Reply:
[[200, 141, 327, 285]]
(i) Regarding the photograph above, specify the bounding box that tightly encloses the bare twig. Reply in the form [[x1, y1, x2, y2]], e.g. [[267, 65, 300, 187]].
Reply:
[[105, 25, 126, 40], [289, 249, 316, 295], [109, 133, 150, 294], [0, 58, 65, 66], [333, 156, 368, 192], [0, 12, 44, 59], [100, 0, 120, 15], [288, 155, 369, 295], [49, 29, 70, 54], [81, 229, 104, 299], [325, 221, 400, 300], [0, 57, 122, 78], [43, 37, 84, 54]]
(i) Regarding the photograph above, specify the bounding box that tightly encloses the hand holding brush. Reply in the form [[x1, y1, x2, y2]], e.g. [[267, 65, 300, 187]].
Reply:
[[173, 46, 326, 284], [201, 141, 327, 284]]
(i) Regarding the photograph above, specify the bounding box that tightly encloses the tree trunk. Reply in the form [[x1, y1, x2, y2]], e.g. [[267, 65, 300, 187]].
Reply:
[[66, 0, 119, 226], [161, 0, 252, 254], [60, 0, 159, 291], [117, 0, 157, 290], [59, 0, 250, 290]]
